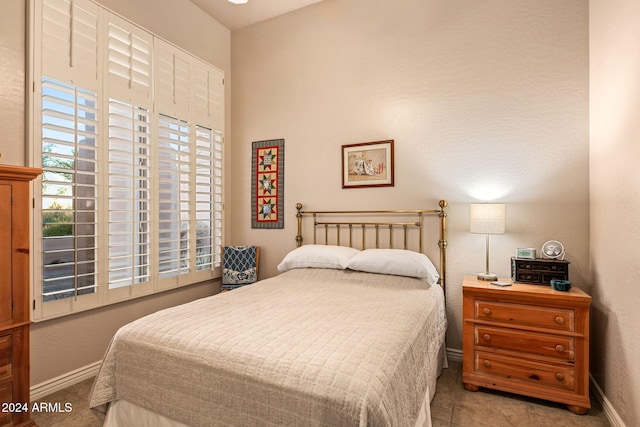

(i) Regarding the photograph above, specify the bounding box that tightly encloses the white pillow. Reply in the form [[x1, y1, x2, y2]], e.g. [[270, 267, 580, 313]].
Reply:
[[346, 249, 440, 285], [277, 244, 360, 272]]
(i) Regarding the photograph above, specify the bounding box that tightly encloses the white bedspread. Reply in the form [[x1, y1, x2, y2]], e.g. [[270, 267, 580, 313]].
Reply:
[[89, 268, 447, 426]]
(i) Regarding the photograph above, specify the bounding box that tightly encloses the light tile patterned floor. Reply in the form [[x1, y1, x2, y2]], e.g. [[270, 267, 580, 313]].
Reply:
[[30, 360, 610, 426], [431, 361, 610, 427], [31, 378, 101, 427]]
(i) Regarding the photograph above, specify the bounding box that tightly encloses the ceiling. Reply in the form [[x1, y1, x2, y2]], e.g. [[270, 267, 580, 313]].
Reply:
[[188, 0, 324, 31]]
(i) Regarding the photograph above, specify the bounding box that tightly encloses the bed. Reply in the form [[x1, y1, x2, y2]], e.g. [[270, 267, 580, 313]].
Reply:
[[89, 201, 449, 427]]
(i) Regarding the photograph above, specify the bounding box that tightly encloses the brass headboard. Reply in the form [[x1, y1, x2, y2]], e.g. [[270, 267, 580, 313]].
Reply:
[[295, 200, 448, 292]]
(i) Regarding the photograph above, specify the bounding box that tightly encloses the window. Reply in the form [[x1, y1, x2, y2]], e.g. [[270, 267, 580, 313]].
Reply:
[[33, 0, 224, 320]]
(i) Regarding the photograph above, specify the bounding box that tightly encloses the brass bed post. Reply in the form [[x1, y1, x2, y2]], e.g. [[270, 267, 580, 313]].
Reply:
[[438, 200, 448, 293], [296, 203, 303, 247], [313, 213, 317, 244], [418, 212, 424, 253]]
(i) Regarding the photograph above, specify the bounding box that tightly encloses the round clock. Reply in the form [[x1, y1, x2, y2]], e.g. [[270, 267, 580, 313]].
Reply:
[[541, 240, 565, 260]]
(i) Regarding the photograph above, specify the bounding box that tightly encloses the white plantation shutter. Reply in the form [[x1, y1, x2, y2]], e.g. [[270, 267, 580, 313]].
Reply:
[[156, 39, 191, 117], [106, 14, 152, 104], [192, 60, 224, 273], [211, 129, 224, 268], [193, 60, 224, 128], [39, 78, 99, 312], [107, 99, 151, 295], [41, 0, 99, 89], [194, 126, 215, 271], [157, 114, 191, 284], [34, 0, 223, 319], [103, 13, 153, 298]]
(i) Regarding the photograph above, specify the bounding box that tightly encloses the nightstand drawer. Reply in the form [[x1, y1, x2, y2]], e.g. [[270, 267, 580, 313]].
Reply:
[[475, 351, 575, 391], [475, 300, 575, 332], [475, 325, 574, 360]]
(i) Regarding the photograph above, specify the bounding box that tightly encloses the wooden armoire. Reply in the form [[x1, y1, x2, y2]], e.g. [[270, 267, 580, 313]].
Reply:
[[0, 165, 41, 427]]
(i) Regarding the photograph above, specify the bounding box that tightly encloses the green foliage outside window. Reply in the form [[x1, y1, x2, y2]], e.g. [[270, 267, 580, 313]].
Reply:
[[42, 201, 73, 237]]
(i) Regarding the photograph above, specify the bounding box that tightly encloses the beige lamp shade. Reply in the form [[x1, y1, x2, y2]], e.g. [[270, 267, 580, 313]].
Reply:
[[469, 203, 506, 235]]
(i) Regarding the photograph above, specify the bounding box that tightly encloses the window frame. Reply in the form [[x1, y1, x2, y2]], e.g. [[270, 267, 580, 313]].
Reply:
[[29, 0, 224, 321]]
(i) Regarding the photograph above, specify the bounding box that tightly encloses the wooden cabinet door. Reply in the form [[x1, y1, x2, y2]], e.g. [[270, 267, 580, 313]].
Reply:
[[0, 184, 12, 326]]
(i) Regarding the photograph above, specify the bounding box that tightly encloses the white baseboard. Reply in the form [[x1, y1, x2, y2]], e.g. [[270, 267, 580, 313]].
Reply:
[[446, 347, 462, 363], [30, 361, 102, 401], [590, 374, 626, 427]]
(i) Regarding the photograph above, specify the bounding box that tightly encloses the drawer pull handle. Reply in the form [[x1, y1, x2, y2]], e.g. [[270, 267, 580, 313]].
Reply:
[[554, 316, 565, 325], [483, 360, 491, 368], [556, 373, 565, 381], [482, 307, 491, 315], [555, 344, 565, 353], [482, 334, 491, 342]]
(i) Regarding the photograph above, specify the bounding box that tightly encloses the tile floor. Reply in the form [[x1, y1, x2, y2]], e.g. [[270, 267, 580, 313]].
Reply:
[[31, 377, 101, 427], [431, 361, 610, 427], [30, 360, 610, 426]]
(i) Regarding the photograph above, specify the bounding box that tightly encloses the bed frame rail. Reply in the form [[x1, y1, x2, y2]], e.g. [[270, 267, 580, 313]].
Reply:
[[295, 200, 448, 291]]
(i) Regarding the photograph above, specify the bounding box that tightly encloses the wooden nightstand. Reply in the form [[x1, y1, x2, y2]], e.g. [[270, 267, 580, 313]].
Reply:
[[462, 275, 591, 414]]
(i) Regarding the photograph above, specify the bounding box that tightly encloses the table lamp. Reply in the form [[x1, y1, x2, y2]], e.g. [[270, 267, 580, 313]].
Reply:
[[470, 203, 505, 281]]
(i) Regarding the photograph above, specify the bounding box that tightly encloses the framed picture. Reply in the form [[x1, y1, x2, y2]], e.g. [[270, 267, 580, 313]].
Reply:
[[342, 140, 394, 188]]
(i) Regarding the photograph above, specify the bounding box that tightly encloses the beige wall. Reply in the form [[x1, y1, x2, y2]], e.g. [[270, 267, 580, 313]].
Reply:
[[590, 0, 640, 425], [31, 282, 215, 384], [0, 0, 230, 385], [231, 0, 590, 351], [0, 0, 26, 165]]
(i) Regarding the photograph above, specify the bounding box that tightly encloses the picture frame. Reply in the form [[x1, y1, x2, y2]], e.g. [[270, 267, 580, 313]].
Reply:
[[342, 140, 394, 189]]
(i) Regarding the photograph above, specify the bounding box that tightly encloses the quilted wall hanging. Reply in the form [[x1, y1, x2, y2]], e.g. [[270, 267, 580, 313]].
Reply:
[[251, 138, 284, 229]]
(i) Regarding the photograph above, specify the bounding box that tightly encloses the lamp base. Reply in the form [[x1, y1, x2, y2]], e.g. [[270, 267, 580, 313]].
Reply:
[[477, 272, 498, 281]]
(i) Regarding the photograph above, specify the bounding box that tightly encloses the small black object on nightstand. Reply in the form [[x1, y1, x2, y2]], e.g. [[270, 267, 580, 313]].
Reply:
[[511, 257, 569, 285]]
